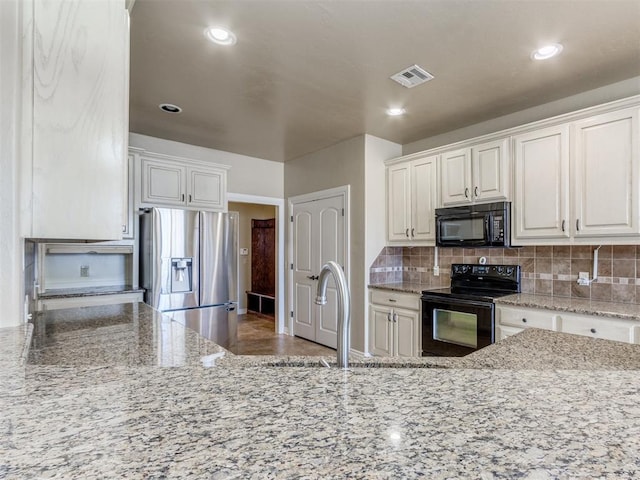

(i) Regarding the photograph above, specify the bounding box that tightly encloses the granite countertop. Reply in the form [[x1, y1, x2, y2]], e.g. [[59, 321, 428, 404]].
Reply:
[[370, 283, 640, 321], [2, 303, 640, 478], [38, 285, 145, 299], [496, 293, 640, 321], [368, 282, 441, 295]]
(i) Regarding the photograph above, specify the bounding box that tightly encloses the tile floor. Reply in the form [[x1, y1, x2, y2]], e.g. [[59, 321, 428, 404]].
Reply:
[[233, 313, 335, 356]]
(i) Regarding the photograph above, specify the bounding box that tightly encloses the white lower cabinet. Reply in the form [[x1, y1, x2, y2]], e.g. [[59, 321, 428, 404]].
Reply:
[[369, 290, 421, 357], [496, 305, 640, 344]]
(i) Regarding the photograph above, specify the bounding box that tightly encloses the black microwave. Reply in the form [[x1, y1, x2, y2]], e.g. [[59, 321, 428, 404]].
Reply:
[[435, 201, 511, 248]]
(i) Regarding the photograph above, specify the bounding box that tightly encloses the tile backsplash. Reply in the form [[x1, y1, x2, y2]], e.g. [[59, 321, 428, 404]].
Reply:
[[370, 245, 640, 303]]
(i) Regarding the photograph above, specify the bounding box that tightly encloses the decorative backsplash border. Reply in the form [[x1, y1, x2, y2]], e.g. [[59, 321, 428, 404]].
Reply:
[[370, 245, 640, 303]]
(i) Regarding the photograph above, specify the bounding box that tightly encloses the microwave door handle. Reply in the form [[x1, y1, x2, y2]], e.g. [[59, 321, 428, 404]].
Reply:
[[484, 216, 491, 244]]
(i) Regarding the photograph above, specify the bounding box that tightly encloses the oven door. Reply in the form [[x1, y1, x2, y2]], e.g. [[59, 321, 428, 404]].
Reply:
[[421, 295, 494, 356], [436, 212, 489, 247]]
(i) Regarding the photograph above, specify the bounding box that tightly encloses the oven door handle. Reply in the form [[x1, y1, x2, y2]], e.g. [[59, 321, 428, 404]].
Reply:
[[421, 296, 494, 309]]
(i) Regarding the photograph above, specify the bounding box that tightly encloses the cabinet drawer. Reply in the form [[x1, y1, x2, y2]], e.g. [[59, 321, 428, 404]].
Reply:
[[498, 306, 554, 330], [370, 290, 420, 311], [558, 313, 634, 343]]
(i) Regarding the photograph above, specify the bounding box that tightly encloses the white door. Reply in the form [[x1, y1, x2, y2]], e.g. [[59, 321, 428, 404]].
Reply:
[[387, 163, 411, 241], [188, 167, 224, 210], [411, 155, 438, 241], [441, 148, 472, 206], [369, 305, 393, 356], [472, 138, 510, 203], [292, 194, 346, 348]]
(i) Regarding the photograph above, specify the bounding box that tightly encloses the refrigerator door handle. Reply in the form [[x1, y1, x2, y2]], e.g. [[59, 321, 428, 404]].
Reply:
[[226, 305, 236, 312]]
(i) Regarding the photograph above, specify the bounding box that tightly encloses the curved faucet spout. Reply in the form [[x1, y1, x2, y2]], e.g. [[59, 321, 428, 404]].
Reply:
[[314, 261, 350, 369]]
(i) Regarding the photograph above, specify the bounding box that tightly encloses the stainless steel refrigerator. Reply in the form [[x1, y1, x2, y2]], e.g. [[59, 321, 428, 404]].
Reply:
[[140, 208, 238, 350]]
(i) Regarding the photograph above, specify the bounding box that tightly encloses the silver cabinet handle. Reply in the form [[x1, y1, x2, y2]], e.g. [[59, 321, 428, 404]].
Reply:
[[474, 186, 479, 197], [393, 313, 398, 323], [387, 313, 391, 322], [464, 187, 469, 198], [405, 228, 409, 238], [576, 219, 580, 232], [181, 193, 185, 202], [188, 194, 192, 203], [411, 228, 415, 237], [590, 328, 596, 334], [561, 220, 565, 232], [122, 225, 126, 233], [388, 299, 397, 303]]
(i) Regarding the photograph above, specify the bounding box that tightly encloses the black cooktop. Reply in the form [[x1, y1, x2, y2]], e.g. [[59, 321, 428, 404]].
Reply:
[[422, 264, 521, 301]]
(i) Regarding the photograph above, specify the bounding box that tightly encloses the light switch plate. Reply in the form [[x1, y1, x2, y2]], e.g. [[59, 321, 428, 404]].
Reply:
[[240, 248, 249, 256]]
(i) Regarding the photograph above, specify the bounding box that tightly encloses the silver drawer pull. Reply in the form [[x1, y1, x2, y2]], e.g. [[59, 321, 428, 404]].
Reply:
[[522, 318, 527, 323], [389, 299, 397, 303], [590, 328, 596, 334]]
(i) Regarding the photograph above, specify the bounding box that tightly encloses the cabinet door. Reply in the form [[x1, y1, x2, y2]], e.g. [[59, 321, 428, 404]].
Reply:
[[441, 148, 472, 206], [387, 164, 411, 241], [411, 156, 438, 241], [31, 0, 127, 240], [187, 168, 225, 210], [141, 158, 187, 206], [370, 305, 394, 356], [513, 125, 570, 241], [573, 107, 639, 237], [394, 308, 421, 357], [472, 138, 510, 202]]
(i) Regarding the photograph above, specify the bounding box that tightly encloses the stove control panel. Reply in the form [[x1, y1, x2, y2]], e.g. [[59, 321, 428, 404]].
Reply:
[[452, 264, 520, 281]]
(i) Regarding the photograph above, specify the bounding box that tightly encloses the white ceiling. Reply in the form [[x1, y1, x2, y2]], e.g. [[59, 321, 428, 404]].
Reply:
[[129, 0, 640, 162]]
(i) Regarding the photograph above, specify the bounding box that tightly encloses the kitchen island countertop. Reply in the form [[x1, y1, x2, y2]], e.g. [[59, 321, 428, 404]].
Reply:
[[2, 303, 640, 479]]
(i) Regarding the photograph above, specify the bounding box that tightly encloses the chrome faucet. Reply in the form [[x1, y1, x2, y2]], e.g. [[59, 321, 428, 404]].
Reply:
[[315, 261, 350, 369]]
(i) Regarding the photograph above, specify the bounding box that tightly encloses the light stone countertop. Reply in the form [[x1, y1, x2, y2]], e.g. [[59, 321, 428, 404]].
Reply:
[[495, 293, 640, 321], [370, 282, 640, 321], [2, 302, 640, 478]]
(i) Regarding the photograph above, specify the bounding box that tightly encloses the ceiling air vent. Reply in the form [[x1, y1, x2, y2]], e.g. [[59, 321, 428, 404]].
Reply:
[[390, 65, 434, 88]]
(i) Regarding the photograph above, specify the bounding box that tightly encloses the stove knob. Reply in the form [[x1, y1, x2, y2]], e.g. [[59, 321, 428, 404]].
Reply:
[[497, 266, 503, 274], [506, 267, 514, 276]]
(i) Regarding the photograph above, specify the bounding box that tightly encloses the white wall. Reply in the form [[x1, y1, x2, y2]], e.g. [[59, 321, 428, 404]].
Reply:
[[129, 133, 284, 199], [363, 135, 402, 352], [0, 0, 25, 327], [404, 76, 640, 155], [228, 202, 277, 312]]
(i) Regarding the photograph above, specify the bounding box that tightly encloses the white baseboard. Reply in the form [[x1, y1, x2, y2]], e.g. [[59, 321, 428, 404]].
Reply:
[[238, 308, 247, 315]]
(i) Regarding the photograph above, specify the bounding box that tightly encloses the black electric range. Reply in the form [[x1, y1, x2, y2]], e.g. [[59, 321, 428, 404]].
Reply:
[[420, 264, 521, 356]]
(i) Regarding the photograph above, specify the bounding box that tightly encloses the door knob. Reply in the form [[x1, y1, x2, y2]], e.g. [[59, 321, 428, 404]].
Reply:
[[307, 275, 319, 280]]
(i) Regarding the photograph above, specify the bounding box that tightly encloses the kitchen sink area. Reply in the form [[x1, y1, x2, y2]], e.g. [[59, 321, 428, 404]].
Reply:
[[2, 301, 640, 478]]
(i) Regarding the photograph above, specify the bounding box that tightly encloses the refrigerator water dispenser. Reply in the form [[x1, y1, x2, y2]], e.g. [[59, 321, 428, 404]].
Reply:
[[171, 258, 193, 293]]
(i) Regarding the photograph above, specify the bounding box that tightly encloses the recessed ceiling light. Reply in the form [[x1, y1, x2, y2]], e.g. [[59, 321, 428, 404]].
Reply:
[[204, 26, 237, 46], [386, 107, 406, 116], [159, 103, 182, 114], [531, 43, 563, 60]]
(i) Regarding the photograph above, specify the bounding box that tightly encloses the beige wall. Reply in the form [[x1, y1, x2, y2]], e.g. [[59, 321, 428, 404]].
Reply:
[[285, 135, 367, 350], [403, 76, 640, 155], [229, 202, 276, 311], [129, 133, 285, 199]]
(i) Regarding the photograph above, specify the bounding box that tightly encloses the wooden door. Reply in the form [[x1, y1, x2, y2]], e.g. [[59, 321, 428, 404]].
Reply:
[[251, 219, 276, 296]]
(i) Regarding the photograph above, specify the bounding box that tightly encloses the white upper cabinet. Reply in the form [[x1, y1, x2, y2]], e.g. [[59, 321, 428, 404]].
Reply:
[[441, 138, 510, 206], [136, 150, 229, 212], [26, 0, 128, 240], [513, 105, 639, 244], [387, 154, 438, 243], [572, 107, 639, 237], [513, 125, 571, 241]]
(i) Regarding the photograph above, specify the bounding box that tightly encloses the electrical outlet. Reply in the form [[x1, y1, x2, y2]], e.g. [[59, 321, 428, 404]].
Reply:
[[80, 265, 90, 277], [577, 271, 590, 286], [240, 248, 249, 256], [433, 266, 440, 276]]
